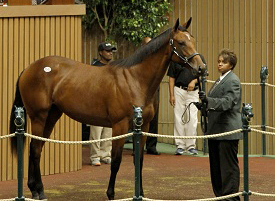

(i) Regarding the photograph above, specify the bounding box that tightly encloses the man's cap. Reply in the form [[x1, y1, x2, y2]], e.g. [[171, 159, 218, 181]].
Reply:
[[98, 42, 117, 51]]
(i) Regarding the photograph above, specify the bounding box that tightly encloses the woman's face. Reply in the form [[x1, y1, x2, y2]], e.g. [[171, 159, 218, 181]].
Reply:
[[217, 56, 233, 75]]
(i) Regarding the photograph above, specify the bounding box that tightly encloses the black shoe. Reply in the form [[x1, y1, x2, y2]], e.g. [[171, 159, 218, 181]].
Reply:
[[147, 149, 160, 155]]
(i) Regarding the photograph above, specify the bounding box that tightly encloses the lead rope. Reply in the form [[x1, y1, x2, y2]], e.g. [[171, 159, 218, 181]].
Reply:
[[181, 102, 192, 124], [197, 74, 208, 133]]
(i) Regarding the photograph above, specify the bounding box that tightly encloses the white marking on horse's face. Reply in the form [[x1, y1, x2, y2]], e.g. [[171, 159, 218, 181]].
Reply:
[[44, 67, 52, 72], [185, 33, 191, 41]]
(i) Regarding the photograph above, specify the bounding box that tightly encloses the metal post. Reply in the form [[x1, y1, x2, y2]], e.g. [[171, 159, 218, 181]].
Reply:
[[241, 103, 253, 201], [201, 71, 208, 154], [260, 66, 268, 155], [133, 106, 143, 201], [14, 106, 25, 201]]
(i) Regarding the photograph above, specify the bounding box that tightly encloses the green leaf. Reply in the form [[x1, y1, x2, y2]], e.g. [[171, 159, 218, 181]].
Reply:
[[83, 0, 171, 45]]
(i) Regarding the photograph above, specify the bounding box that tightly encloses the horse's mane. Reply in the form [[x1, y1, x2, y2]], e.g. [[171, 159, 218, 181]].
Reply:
[[110, 28, 172, 68]]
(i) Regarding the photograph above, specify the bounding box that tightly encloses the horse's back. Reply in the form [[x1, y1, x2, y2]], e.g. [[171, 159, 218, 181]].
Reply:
[[20, 56, 78, 92], [19, 56, 83, 115], [18, 55, 153, 127], [18, 56, 122, 125], [21, 56, 78, 81]]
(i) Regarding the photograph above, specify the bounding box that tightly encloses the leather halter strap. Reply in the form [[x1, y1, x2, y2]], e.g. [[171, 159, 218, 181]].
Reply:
[[169, 38, 201, 69]]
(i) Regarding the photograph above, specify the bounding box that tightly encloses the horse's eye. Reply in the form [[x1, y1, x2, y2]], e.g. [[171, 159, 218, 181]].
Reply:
[[178, 41, 186, 46]]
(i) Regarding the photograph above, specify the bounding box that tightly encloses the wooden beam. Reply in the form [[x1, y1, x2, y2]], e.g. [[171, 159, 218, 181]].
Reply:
[[0, 4, 85, 18]]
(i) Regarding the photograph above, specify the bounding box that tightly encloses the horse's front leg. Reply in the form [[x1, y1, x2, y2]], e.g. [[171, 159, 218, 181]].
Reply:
[[106, 121, 129, 200], [107, 138, 124, 200], [138, 123, 149, 197], [139, 135, 147, 197], [131, 123, 149, 198]]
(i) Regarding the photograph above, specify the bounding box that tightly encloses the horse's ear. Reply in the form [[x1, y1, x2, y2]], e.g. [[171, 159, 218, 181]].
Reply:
[[183, 17, 192, 29], [173, 18, 180, 32]]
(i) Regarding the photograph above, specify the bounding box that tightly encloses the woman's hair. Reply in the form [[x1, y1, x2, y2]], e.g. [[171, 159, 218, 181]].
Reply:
[[218, 49, 237, 69]]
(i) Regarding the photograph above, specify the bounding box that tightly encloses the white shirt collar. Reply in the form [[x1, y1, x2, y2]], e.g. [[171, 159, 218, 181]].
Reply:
[[220, 70, 231, 81]]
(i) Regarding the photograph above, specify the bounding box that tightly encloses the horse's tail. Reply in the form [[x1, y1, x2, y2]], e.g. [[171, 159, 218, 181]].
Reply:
[[10, 71, 27, 154]]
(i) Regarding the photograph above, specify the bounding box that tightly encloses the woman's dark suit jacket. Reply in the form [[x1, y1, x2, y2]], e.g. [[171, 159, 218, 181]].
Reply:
[[206, 71, 242, 140]]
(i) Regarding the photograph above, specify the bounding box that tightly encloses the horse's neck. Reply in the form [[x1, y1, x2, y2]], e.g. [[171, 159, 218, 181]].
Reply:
[[130, 45, 170, 97]]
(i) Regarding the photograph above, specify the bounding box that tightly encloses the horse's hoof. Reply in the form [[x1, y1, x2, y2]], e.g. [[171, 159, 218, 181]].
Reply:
[[108, 196, 114, 201], [141, 191, 144, 197], [39, 194, 47, 200], [106, 190, 114, 200], [107, 194, 114, 200], [32, 196, 39, 200], [31, 191, 39, 200]]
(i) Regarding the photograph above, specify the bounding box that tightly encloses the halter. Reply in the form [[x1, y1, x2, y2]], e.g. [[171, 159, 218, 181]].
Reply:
[[169, 38, 201, 70]]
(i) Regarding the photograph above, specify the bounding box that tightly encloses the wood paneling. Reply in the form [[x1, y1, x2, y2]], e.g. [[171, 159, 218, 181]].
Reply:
[[0, 6, 84, 181]]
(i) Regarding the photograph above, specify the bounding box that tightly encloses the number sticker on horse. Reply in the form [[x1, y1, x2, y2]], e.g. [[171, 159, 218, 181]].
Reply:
[[44, 67, 52, 73]]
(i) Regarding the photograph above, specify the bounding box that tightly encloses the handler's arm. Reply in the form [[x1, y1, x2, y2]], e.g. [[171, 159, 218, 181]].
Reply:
[[168, 77, 176, 107]]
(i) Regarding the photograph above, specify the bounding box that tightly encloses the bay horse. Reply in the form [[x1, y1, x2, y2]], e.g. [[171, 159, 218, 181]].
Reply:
[[10, 18, 206, 200]]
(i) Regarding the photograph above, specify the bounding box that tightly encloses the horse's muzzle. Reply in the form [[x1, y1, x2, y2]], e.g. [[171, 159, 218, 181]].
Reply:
[[192, 64, 207, 78]]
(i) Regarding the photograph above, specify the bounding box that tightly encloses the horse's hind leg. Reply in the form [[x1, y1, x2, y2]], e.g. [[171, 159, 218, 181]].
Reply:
[[28, 140, 44, 199], [28, 120, 47, 200], [28, 105, 62, 200]]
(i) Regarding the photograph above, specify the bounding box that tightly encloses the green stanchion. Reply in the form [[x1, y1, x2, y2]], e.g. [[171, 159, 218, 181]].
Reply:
[[242, 103, 253, 201], [260, 66, 268, 156], [14, 106, 25, 201], [133, 106, 143, 201]]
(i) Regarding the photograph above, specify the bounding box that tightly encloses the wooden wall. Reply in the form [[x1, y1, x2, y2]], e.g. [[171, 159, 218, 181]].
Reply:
[[82, 0, 275, 155], [0, 5, 85, 181]]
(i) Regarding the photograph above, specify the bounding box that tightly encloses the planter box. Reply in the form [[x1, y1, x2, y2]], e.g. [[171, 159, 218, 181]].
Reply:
[[8, 0, 32, 5], [46, 0, 74, 5], [5, 0, 74, 5]]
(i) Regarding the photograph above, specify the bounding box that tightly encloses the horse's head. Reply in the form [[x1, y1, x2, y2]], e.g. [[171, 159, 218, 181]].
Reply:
[[170, 18, 207, 77]]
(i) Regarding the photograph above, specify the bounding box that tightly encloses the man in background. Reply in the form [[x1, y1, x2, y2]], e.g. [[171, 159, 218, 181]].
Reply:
[[89, 42, 117, 166], [167, 62, 199, 155]]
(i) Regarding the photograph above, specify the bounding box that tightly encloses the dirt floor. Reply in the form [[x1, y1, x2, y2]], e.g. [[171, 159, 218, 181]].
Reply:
[[0, 143, 275, 201]]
